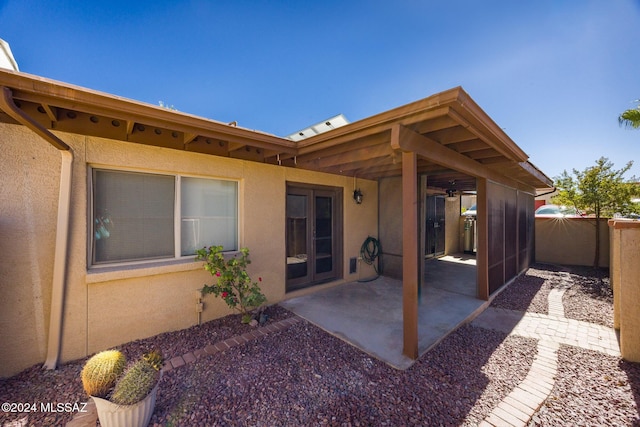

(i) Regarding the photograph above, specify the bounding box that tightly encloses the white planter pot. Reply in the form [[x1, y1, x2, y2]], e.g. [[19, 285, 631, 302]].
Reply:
[[92, 383, 159, 427]]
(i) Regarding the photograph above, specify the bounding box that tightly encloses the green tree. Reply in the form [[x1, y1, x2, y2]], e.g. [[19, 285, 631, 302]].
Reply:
[[552, 157, 639, 268], [619, 100, 640, 129]]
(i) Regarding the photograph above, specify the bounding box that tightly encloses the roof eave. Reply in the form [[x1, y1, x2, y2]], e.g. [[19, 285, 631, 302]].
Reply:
[[0, 68, 297, 153]]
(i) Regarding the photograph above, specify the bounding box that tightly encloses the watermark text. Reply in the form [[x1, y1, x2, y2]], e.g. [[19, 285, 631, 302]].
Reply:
[[1, 402, 88, 413]]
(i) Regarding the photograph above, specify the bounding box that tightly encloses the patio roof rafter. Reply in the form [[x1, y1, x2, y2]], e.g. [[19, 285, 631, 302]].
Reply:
[[448, 94, 529, 162], [389, 123, 538, 192], [296, 106, 452, 154], [449, 139, 489, 153], [298, 142, 395, 170], [295, 132, 391, 164]]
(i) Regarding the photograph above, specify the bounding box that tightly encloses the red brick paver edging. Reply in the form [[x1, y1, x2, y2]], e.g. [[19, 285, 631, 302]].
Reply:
[[163, 316, 300, 372]]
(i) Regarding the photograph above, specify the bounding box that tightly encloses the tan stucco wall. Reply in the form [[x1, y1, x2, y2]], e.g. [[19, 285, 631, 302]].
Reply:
[[0, 122, 378, 377], [378, 176, 403, 278], [535, 217, 610, 267], [608, 220, 640, 362], [1, 125, 60, 378], [444, 200, 460, 254], [610, 226, 621, 329]]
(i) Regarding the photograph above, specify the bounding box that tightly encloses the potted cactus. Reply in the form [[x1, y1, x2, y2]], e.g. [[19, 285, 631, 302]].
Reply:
[[81, 349, 163, 427]]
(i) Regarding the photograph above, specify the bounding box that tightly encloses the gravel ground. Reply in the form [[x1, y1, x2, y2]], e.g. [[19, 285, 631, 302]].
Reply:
[[529, 346, 640, 426], [562, 266, 613, 328], [0, 264, 637, 426], [490, 263, 613, 327], [490, 264, 563, 314], [152, 325, 535, 426]]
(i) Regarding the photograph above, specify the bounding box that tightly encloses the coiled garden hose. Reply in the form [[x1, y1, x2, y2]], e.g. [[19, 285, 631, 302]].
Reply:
[[359, 236, 381, 281]]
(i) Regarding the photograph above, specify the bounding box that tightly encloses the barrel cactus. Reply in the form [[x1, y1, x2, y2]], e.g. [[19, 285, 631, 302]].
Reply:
[[81, 350, 126, 398], [143, 350, 164, 371], [110, 350, 164, 405]]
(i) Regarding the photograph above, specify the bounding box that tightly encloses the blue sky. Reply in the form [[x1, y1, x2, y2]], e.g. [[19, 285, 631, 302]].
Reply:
[[1, 0, 639, 181]]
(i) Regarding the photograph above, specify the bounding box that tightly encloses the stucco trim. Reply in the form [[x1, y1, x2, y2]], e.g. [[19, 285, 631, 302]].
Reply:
[[87, 260, 205, 284], [608, 219, 640, 229]]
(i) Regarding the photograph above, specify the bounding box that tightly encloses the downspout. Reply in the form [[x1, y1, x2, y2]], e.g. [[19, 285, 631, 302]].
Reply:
[[0, 87, 72, 370]]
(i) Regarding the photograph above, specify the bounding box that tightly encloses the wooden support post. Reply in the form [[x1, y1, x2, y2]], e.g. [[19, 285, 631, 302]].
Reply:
[[402, 151, 419, 359], [419, 174, 427, 301]]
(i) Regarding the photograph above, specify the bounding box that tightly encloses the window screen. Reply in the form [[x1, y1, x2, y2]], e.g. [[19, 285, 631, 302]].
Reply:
[[91, 169, 239, 265], [181, 177, 238, 255], [93, 170, 175, 264]]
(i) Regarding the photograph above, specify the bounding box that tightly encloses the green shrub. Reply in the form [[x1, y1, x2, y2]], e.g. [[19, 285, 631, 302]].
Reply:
[[196, 245, 267, 323]]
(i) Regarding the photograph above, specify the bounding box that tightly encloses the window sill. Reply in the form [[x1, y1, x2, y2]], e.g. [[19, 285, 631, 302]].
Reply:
[[86, 258, 204, 284]]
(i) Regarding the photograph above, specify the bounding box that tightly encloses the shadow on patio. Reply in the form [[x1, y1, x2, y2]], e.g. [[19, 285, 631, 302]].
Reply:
[[280, 253, 487, 369]]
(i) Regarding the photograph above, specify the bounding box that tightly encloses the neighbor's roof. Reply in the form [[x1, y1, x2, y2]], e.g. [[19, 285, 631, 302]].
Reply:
[[0, 39, 19, 72], [0, 68, 552, 191]]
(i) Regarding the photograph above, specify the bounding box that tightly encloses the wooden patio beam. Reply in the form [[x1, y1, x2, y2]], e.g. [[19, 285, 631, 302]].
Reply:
[[297, 106, 450, 154], [314, 154, 397, 176], [295, 132, 390, 164], [391, 124, 483, 176], [297, 143, 393, 170], [390, 124, 527, 190]]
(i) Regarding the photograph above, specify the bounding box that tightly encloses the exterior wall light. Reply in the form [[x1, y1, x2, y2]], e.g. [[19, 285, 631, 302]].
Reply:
[[446, 189, 457, 202], [353, 189, 363, 204]]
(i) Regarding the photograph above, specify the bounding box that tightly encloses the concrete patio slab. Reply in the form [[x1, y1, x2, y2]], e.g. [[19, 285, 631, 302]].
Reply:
[[280, 273, 486, 370]]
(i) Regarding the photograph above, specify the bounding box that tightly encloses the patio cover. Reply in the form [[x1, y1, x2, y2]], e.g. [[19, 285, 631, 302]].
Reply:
[[292, 87, 553, 358]]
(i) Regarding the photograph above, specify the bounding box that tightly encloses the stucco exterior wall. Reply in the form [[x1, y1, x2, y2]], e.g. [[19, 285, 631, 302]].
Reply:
[[0, 122, 378, 377], [444, 199, 460, 254], [535, 217, 610, 267], [378, 176, 403, 278], [608, 220, 640, 362], [1, 125, 60, 378]]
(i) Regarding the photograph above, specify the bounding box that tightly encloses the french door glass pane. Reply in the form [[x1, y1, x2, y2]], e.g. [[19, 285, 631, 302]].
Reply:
[[286, 194, 308, 280], [315, 196, 332, 274], [93, 170, 174, 263], [181, 177, 238, 255]]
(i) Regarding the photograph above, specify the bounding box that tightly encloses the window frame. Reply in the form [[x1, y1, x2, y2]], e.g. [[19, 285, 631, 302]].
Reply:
[[89, 166, 240, 268]]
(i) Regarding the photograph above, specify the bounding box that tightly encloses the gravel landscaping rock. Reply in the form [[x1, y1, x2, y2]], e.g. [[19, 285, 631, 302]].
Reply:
[[529, 346, 640, 426], [490, 263, 565, 314], [563, 266, 613, 327], [151, 323, 535, 426], [1, 264, 637, 426]]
